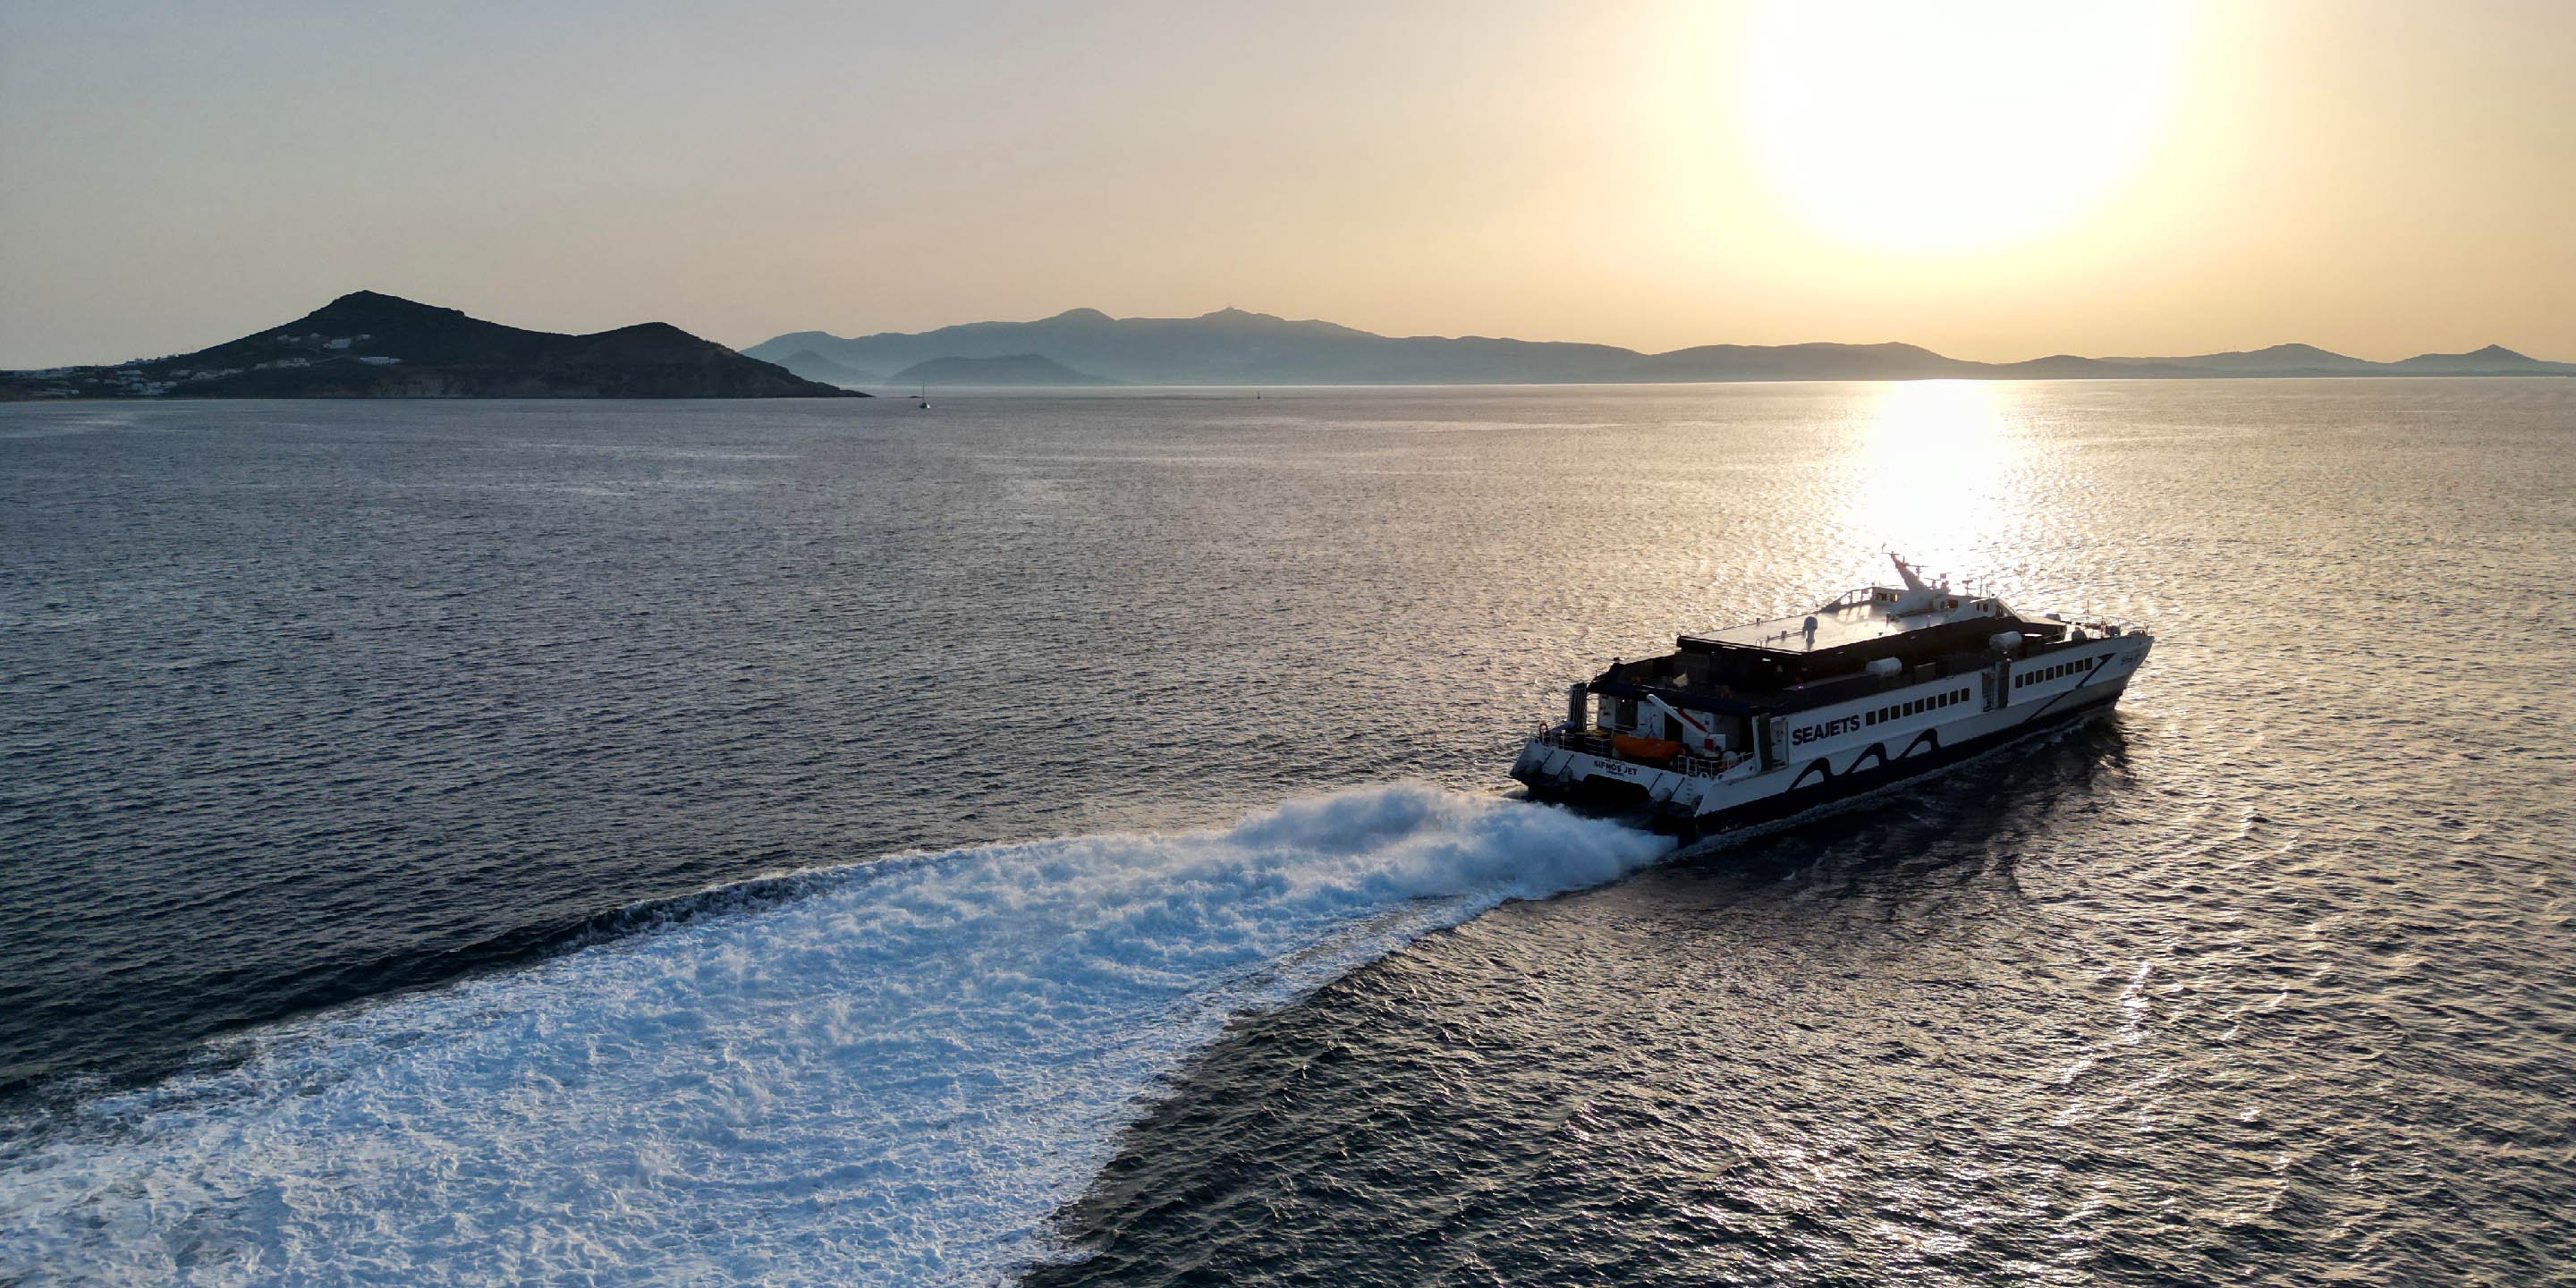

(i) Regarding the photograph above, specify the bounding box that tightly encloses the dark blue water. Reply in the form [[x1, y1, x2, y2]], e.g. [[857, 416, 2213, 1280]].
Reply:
[[2, 384, 2570, 1284]]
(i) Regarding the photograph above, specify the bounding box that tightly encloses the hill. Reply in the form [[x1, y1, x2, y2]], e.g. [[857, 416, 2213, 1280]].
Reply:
[[890, 354, 1111, 386], [750, 307, 1634, 386], [772, 349, 886, 387], [2091, 343, 2382, 377], [749, 308, 2576, 386], [2, 292, 864, 400], [2383, 344, 2566, 375]]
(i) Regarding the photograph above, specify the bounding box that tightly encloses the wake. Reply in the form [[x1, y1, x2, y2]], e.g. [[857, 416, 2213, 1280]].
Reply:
[[0, 785, 1666, 1287]]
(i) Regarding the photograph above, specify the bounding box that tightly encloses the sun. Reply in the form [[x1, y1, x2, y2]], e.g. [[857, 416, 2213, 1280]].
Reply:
[[1737, 0, 2194, 255]]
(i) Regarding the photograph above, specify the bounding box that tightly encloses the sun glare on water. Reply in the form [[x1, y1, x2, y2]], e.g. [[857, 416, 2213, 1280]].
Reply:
[[1738, 1, 2195, 254], [1839, 380, 2024, 561]]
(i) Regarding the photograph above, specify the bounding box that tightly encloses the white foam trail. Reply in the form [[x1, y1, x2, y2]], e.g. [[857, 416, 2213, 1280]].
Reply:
[[1, 785, 1666, 1287]]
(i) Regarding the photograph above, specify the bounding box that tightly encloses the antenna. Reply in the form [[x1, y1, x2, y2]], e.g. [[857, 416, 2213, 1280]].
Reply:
[[1890, 552, 1930, 593]]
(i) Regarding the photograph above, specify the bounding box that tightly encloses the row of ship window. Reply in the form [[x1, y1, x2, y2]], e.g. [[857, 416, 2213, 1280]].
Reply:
[[1863, 686, 1972, 726], [2016, 659, 2089, 688]]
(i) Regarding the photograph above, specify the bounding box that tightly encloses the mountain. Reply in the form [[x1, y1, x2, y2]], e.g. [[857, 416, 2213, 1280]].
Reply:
[[749, 307, 1635, 386], [750, 308, 2576, 386], [2383, 344, 2566, 375], [1622, 341, 1973, 382], [2093, 343, 2382, 377], [1, 292, 864, 400], [772, 349, 886, 387], [890, 353, 1111, 386]]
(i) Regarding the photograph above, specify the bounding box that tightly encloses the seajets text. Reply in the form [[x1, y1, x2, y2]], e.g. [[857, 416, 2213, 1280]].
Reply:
[[1788, 715, 1864, 747]]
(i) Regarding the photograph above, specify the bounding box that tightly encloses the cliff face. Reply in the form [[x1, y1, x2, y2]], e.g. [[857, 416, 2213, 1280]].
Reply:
[[1, 292, 866, 400]]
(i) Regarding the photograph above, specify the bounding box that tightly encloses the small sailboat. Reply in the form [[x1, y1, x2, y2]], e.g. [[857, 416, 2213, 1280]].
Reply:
[[916, 382, 929, 410]]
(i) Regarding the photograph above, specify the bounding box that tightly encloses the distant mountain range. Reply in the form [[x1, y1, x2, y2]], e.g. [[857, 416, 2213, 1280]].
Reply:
[[2, 292, 862, 400], [891, 353, 1113, 386], [749, 308, 2576, 386], [770, 349, 888, 386]]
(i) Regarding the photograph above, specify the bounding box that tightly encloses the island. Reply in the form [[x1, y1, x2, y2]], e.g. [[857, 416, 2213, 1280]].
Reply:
[[750, 307, 2576, 386], [0, 292, 866, 400], [889, 353, 1112, 387]]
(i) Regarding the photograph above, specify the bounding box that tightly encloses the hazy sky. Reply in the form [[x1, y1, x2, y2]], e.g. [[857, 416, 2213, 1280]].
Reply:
[[4, 1, 2571, 368]]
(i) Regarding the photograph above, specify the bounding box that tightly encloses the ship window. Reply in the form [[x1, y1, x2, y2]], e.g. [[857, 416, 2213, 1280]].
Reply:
[[1865, 711, 1877, 726]]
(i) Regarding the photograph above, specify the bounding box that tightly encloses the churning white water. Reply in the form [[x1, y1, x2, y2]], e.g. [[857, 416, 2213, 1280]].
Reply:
[[0, 786, 1667, 1286]]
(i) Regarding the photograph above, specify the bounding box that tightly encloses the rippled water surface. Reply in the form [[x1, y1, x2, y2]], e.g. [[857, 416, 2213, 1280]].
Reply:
[[2, 384, 2571, 1285]]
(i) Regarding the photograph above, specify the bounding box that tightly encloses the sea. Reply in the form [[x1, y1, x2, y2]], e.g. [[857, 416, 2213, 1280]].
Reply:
[[1, 381, 2569, 1286]]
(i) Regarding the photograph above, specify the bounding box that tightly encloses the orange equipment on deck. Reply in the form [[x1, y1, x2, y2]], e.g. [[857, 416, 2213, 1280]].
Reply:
[[1609, 733, 1683, 763]]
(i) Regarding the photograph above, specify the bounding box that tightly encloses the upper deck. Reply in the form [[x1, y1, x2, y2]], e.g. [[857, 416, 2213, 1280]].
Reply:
[[1592, 557, 2089, 717], [1683, 585, 2014, 657]]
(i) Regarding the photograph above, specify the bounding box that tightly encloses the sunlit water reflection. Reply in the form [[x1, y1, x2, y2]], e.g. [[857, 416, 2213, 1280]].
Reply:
[[1837, 379, 2026, 566]]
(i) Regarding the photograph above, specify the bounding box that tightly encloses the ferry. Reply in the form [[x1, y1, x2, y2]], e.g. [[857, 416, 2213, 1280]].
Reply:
[[1512, 555, 2151, 837]]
